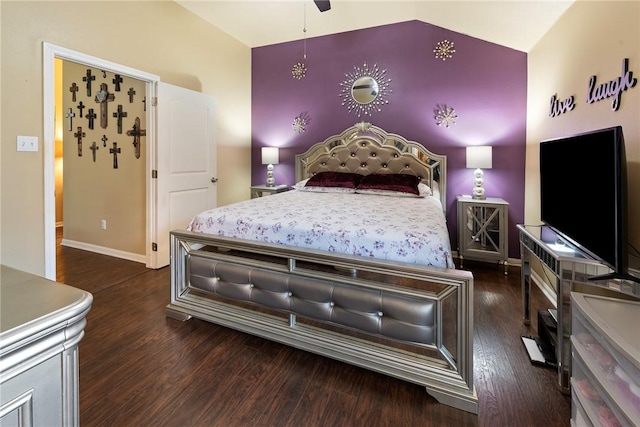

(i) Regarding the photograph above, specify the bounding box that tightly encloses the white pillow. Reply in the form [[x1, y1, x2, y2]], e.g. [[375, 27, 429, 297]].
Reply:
[[419, 182, 433, 197], [293, 179, 309, 190]]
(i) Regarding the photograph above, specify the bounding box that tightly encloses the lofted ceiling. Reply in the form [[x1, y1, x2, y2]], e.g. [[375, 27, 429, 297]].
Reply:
[[175, 0, 574, 52]]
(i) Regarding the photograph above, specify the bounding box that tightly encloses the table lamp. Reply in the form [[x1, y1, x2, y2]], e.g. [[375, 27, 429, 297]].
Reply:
[[261, 147, 280, 187], [466, 146, 492, 199]]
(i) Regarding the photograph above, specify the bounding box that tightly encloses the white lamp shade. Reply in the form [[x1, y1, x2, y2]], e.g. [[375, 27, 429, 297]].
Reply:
[[466, 146, 492, 169], [261, 147, 279, 165]]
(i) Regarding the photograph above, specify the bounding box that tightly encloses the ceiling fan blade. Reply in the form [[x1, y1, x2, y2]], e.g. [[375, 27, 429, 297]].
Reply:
[[314, 0, 331, 12]]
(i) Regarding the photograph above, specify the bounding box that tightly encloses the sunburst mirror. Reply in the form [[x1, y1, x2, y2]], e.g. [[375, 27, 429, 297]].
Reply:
[[339, 63, 391, 117]]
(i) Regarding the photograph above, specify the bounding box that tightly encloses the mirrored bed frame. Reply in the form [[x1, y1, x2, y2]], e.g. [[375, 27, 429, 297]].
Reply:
[[166, 122, 477, 413]]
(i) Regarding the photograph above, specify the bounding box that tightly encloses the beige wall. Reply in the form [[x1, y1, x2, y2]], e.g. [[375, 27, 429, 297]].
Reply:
[[62, 62, 147, 255], [527, 1, 640, 266], [0, 1, 251, 275]]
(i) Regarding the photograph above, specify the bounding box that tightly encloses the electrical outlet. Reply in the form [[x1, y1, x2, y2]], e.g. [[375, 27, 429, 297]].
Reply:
[[17, 136, 38, 152], [101, 219, 107, 230]]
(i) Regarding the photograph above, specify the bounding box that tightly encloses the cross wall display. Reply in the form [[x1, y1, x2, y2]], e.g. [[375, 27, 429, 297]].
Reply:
[[65, 67, 146, 169]]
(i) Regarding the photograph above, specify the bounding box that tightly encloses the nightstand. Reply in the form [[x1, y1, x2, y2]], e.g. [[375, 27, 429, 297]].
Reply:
[[250, 184, 290, 199], [456, 196, 509, 274]]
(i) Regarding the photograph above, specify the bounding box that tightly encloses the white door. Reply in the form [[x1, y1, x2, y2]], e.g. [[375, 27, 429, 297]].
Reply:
[[155, 82, 217, 267]]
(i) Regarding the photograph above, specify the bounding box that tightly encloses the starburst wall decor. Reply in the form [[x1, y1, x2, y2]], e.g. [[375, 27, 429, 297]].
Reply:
[[292, 112, 310, 133], [292, 62, 307, 80], [434, 39, 456, 61], [434, 104, 458, 127]]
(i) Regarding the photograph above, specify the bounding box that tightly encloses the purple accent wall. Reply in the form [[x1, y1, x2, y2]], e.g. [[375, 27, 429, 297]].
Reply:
[[251, 20, 527, 259]]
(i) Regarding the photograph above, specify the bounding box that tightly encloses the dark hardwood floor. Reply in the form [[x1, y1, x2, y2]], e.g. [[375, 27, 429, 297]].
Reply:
[[56, 230, 571, 426]]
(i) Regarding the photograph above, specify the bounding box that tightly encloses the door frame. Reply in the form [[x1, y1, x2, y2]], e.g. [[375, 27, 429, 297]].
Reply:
[[43, 42, 161, 280]]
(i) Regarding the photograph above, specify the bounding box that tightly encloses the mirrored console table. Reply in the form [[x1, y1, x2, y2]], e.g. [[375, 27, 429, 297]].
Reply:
[[518, 225, 612, 393]]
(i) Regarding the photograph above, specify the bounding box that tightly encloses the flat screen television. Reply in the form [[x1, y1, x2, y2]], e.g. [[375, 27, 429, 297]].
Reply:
[[540, 126, 638, 283]]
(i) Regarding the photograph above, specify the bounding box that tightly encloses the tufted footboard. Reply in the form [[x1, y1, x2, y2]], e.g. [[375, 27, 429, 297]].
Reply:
[[167, 230, 477, 414]]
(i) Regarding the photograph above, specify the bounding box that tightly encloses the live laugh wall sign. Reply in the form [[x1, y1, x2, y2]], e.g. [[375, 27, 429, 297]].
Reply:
[[549, 58, 637, 117]]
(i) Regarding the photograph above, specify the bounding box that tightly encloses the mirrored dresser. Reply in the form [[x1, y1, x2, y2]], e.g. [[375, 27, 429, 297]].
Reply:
[[0, 266, 93, 427]]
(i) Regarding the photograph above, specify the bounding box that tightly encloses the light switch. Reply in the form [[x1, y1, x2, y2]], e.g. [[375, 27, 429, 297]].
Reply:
[[17, 136, 39, 152]]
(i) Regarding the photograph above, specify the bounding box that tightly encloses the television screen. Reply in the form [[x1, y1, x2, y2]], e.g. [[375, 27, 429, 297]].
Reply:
[[540, 126, 628, 277]]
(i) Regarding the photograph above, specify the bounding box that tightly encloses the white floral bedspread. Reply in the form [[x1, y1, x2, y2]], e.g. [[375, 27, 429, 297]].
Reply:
[[187, 190, 454, 269]]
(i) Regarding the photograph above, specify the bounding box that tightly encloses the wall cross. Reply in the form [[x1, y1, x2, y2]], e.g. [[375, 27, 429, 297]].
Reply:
[[109, 142, 121, 169], [112, 74, 123, 91], [126, 117, 146, 159], [95, 83, 115, 129], [101, 134, 108, 147], [74, 127, 86, 157], [86, 108, 96, 130], [69, 82, 79, 102], [113, 105, 128, 134], [128, 87, 136, 103], [65, 108, 76, 131], [82, 69, 96, 96], [77, 101, 85, 118], [89, 141, 99, 162]]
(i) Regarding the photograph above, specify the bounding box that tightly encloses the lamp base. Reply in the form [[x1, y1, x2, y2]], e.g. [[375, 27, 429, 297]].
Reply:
[[266, 164, 275, 187], [472, 191, 486, 200], [472, 168, 486, 199]]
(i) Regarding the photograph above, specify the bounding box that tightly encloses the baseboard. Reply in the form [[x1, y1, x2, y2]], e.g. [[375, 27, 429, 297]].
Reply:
[[60, 239, 146, 264]]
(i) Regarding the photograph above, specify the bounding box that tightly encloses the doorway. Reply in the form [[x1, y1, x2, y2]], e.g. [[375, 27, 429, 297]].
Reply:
[[43, 43, 160, 280], [55, 59, 149, 268], [44, 43, 218, 281]]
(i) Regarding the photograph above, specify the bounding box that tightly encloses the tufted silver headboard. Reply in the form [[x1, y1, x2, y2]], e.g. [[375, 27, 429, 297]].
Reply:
[[295, 122, 447, 211]]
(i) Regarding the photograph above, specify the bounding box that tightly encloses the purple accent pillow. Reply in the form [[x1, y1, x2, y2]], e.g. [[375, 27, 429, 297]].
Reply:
[[305, 171, 364, 189], [356, 174, 421, 196]]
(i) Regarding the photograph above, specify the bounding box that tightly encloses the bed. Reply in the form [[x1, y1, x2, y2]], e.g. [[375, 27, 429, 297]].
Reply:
[[167, 122, 477, 413]]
